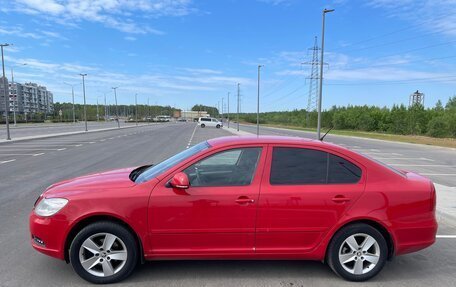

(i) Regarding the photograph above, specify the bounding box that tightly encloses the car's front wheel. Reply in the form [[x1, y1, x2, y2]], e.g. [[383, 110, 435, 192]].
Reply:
[[327, 223, 388, 282], [200, 123, 205, 128], [69, 221, 138, 284], [216, 124, 221, 128]]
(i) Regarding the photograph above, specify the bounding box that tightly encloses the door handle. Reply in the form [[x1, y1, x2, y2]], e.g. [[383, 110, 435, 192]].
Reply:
[[332, 195, 350, 203], [235, 196, 255, 205]]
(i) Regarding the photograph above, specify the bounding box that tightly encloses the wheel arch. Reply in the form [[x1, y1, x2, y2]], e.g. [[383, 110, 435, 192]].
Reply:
[[64, 214, 145, 264], [325, 219, 395, 262]]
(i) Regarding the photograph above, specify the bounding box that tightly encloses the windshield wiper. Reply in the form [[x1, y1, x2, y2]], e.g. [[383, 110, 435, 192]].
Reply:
[[129, 164, 153, 182]]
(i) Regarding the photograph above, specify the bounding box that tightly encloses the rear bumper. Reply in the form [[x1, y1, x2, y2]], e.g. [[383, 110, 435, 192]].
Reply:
[[393, 217, 438, 255], [29, 212, 69, 260]]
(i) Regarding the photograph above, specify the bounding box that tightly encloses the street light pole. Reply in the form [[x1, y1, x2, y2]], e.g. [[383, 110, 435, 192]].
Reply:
[[227, 92, 230, 128], [96, 97, 99, 122], [317, 8, 334, 140], [147, 97, 150, 124], [79, 73, 88, 132], [257, 65, 263, 136], [112, 87, 120, 128], [1, 43, 11, 140], [237, 83, 240, 132], [135, 93, 138, 126], [104, 93, 107, 122], [64, 82, 76, 124]]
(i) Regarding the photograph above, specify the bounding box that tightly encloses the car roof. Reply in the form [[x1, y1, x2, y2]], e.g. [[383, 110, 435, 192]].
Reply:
[[207, 135, 320, 147]]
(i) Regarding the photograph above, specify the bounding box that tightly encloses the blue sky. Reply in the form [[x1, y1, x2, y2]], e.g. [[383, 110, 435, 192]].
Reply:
[[0, 0, 455, 112]]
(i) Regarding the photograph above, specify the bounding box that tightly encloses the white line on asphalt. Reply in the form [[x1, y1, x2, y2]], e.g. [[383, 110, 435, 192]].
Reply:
[[0, 148, 67, 151], [420, 173, 456, 176], [373, 157, 434, 161], [99, 139, 106, 142], [33, 153, 45, 156], [0, 153, 44, 156], [436, 235, 456, 239], [389, 164, 456, 167], [186, 124, 198, 149], [0, 159, 16, 164], [57, 148, 66, 151]]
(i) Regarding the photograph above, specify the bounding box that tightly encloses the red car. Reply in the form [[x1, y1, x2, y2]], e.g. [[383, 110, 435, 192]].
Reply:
[[30, 136, 437, 284]]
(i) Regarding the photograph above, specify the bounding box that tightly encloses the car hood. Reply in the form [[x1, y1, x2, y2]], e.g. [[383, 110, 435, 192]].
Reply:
[[44, 167, 137, 197]]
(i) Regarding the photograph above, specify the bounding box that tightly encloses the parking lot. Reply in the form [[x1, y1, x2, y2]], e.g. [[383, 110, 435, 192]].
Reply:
[[0, 122, 455, 286]]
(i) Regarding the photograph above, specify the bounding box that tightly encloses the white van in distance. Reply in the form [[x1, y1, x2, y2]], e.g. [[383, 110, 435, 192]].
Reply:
[[198, 117, 223, 128]]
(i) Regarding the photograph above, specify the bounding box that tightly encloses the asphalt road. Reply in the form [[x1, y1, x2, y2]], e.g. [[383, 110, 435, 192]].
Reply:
[[0, 121, 144, 140], [0, 122, 455, 286], [236, 123, 456, 187]]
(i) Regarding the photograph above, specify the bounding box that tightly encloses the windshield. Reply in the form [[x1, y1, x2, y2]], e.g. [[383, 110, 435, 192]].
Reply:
[[135, 141, 210, 183]]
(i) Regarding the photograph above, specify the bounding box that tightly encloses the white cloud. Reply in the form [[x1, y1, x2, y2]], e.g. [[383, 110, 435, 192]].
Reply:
[[124, 36, 137, 41], [366, 0, 456, 37], [5, 55, 252, 104], [7, 0, 195, 34]]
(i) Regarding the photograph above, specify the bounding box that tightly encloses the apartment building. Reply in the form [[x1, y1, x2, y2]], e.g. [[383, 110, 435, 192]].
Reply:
[[3, 82, 54, 115]]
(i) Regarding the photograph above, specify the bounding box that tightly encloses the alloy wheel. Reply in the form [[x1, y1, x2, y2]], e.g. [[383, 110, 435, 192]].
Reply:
[[79, 232, 128, 277]]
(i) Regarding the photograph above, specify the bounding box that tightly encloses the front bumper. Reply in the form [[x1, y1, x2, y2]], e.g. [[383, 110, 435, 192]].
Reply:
[[29, 212, 70, 260]]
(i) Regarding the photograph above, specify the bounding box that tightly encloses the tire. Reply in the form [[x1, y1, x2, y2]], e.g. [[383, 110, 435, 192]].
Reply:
[[216, 124, 221, 128], [327, 223, 388, 282], [200, 124, 205, 128], [69, 221, 138, 284]]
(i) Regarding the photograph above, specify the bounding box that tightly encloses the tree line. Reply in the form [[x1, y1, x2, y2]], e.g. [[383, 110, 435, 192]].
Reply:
[[234, 96, 456, 138]]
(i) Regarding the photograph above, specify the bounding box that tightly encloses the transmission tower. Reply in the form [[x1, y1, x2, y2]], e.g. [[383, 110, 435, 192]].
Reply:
[[409, 90, 425, 107], [304, 36, 320, 127]]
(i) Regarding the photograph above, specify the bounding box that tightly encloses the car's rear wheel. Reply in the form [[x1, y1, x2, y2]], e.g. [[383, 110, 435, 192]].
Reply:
[[200, 123, 205, 128], [327, 223, 387, 282], [216, 124, 221, 128], [69, 221, 138, 284]]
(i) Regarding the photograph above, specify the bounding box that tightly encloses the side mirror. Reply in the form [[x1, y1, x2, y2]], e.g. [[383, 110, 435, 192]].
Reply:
[[169, 172, 190, 189]]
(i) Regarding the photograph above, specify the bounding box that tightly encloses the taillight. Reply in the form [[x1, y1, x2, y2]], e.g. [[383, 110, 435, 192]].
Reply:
[[430, 182, 436, 212]]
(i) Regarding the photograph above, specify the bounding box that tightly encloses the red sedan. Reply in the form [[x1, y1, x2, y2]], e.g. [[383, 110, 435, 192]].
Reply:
[[30, 136, 437, 284]]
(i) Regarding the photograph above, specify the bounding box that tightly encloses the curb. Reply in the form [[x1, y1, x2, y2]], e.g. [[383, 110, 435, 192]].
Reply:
[[0, 124, 150, 144], [224, 126, 254, 136]]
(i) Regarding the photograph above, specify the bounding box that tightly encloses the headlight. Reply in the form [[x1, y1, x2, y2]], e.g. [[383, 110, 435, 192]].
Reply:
[[34, 198, 68, 217]]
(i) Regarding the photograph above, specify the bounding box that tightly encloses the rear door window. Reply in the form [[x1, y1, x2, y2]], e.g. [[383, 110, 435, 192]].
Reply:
[[270, 147, 362, 185], [270, 147, 327, 185]]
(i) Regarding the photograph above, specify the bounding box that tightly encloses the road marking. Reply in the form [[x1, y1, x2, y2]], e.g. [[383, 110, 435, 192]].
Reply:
[[0, 159, 16, 164], [57, 148, 66, 151], [373, 157, 434, 161], [436, 235, 456, 239], [186, 124, 198, 149], [0, 153, 44, 156], [33, 153, 45, 156], [99, 139, 106, 142], [420, 173, 456, 176], [0, 148, 67, 151], [389, 164, 456, 167]]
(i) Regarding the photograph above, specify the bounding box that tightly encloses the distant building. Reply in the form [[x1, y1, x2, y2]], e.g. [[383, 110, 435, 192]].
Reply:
[[7, 82, 54, 115], [178, 110, 210, 121]]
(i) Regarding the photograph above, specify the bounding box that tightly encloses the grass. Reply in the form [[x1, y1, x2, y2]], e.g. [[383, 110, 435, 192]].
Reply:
[[255, 123, 456, 149]]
